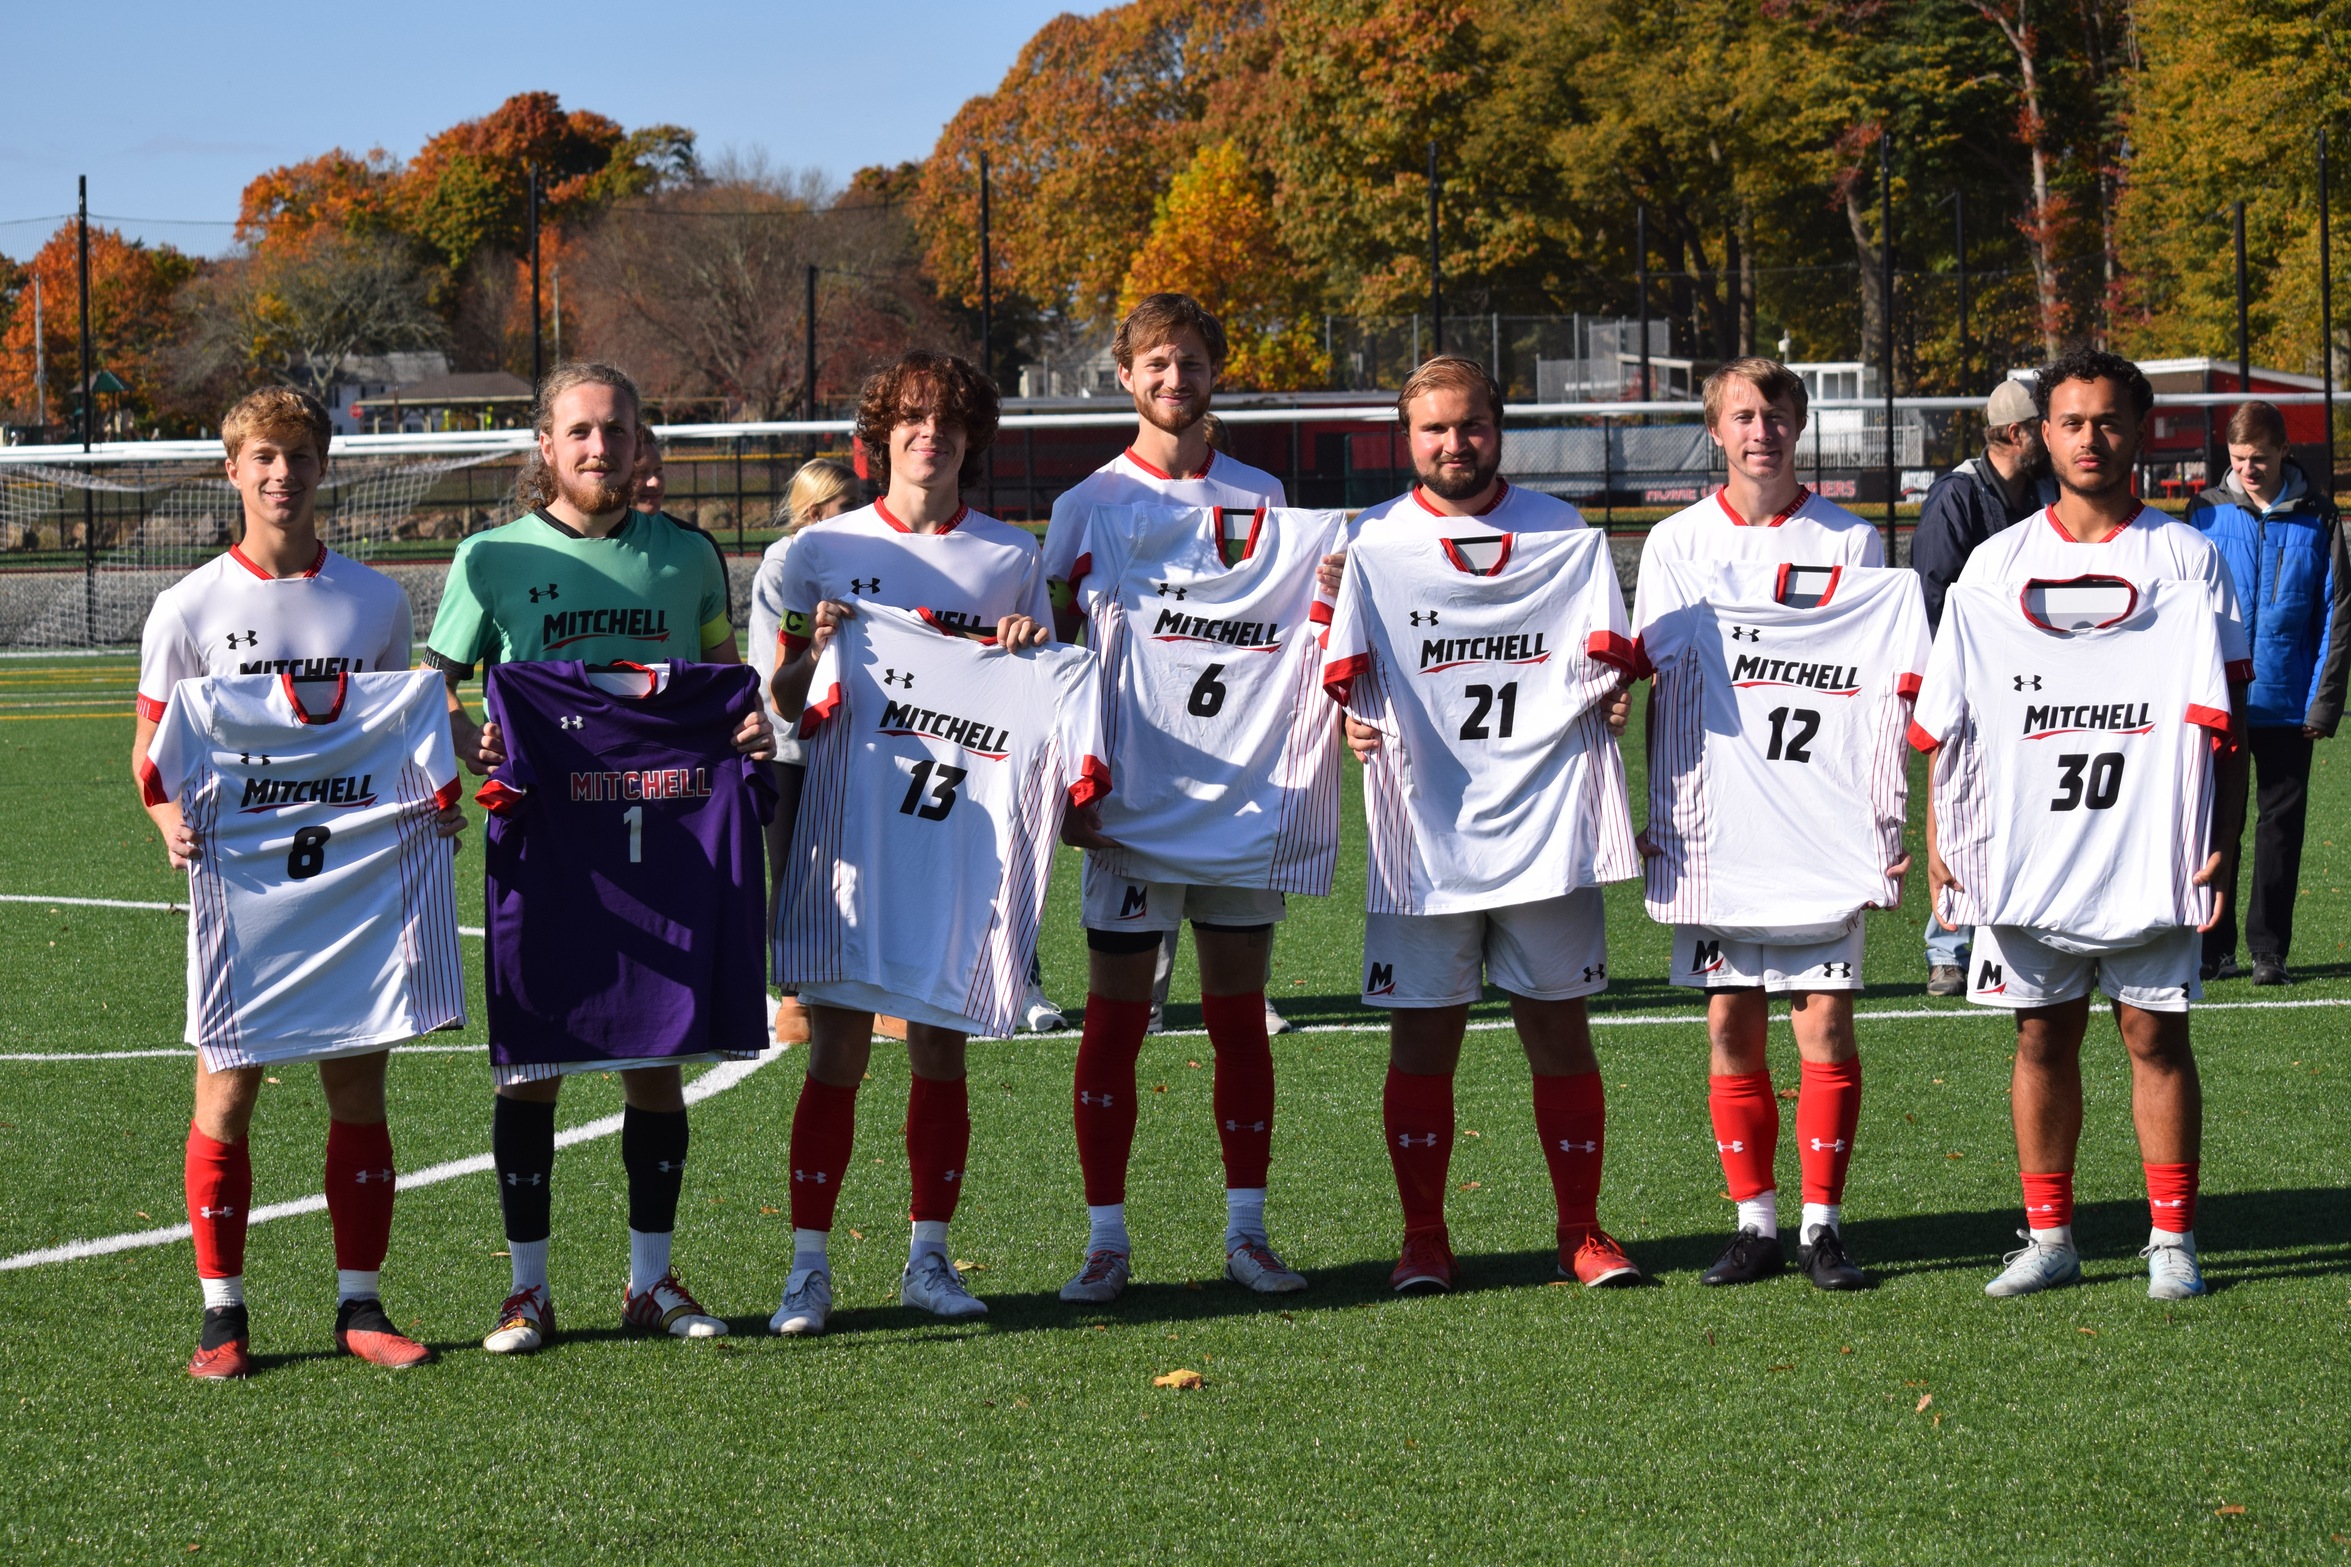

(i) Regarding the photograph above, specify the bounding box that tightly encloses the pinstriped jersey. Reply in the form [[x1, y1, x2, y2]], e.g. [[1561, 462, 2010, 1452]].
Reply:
[[1637, 561, 1930, 940], [1074, 504, 1342, 892], [1630, 487, 1885, 677], [774, 603, 1108, 1037], [1321, 526, 1638, 915], [1911, 578, 2232, 952], [137, 670, 464, 1063]]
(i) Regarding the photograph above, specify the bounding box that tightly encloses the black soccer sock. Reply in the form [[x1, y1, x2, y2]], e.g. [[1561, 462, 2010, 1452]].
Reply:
[[622, 1105, 690, 1236], [492, 1095, 557, 1245]]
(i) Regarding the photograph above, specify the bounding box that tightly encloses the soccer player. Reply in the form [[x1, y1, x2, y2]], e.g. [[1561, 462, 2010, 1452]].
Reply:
[[1043, 293, 1294, 1040], [132, 386, 456, 1378], [1929, 350, 2250, 1300], [426, 362, 773, 1354], [1628, 357, 1895, 1292], [1315, 355, 1645, 1293], [766, 349, 1089, 1335]]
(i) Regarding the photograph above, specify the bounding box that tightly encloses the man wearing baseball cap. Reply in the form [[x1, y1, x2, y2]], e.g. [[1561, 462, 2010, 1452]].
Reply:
[[1909, 376, 2057, 994]]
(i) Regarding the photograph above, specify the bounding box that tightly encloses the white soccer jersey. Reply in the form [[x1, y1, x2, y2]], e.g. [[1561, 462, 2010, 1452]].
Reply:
[[1955, 505, 2253, 681], [746, 530, 805, 762], [136, 543, 414, 721], [1308, 479, 1588, 630], [1321, 525, 1638, 915], [1631, 486, 1884, 673], [771, 500, 1053, 660], [1638, 560, 1931, 940], [775, 603, 1107, 1037], [137, 669, 465, 1067], [1045, 446, 1287, 586], [1074, 503, 1343, 891], [1912, 578, 2231, 951]]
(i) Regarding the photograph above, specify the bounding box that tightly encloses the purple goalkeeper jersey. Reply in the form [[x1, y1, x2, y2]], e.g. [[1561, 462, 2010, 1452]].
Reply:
[[478, 660, 773, 1068]]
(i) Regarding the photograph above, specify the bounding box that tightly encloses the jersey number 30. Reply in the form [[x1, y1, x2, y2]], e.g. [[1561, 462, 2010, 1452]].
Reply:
[[900, 759, 968, 821], [2050, 752, 2125, 811]]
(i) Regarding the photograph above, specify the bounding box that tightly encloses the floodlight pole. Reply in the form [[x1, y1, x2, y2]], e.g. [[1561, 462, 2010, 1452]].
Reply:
[[978, 153, 995, 512], [31, 277, 44, 432], [528, 165, 543, 389], [1950, 190, 1969, 393], [2322, 129, 2336, 487], [77, 175, 95, 644], [2234, 199, 2250, 405], [1635, 205, 1651, 407], [804, 263, 819, 426], [1427, 141, 1443, 357], [1880, 132, 1897, 558]]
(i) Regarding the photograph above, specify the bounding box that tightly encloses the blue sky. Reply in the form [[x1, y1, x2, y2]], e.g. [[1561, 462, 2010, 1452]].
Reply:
[[0, 2, 1101, 259]]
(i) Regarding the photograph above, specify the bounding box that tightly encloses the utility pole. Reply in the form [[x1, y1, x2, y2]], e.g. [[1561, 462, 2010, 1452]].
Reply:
[[528, 164, 543, 389], [1635, 204, 1651, 406], [804, 263, 819, 426], [31, 277, 44, 432], [978, 155, 993, 385], [2323, 130, 2336, 487], [2234, 199, 2251, 405], [550, 267, 562, 366], [1427, 141, 1443, 357], [77, 175, 95, 644], [1950, 191, 1969, 393], [1880, 132, 1897, 558]]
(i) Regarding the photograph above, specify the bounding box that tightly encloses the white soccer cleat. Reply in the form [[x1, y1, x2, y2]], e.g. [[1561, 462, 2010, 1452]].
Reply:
[[483, 1286, 553, 1354], [769, 1266, 834, 1336], [2141, 1234, 2207, 1300], [1022, 985, 1067, 1033], [1263, 999, 1293, 1036], [622, 1271, 728, 1338], [1984, 1231, 2082, 1298], [901, 1253, 989, 1318], [1226, 1236, 1309, 1293], [1058, 1248, 1132, 1303]]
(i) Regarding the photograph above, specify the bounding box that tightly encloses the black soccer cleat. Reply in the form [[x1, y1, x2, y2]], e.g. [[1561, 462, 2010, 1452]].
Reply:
[[2250, 957, 2291, 987], [1699, 1228, 1785, 1286], [1797, 1226, 1870, 1291]]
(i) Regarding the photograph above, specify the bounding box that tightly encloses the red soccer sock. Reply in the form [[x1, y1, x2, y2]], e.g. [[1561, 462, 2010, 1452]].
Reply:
[[787, 1075, 860, 1232], [1530, 1071, 1606, 1247], [2144, 1161, 2199, 1233], [2021, 1170, 2074, 1231], [1073, 995, 1150, 1206], [906, 1074, 972, 1224], [323, 1119, 397, 1274], [1382, 1067, 1455, 1236], [1707, 1071, 1780, 1201], [185, 1124, 253, 1280], [1795, 1057, 1862, 1206], [1203, 991, 1274, 1190]]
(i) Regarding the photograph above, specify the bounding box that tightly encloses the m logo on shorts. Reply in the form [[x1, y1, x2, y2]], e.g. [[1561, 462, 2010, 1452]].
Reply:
[[1690, 939, 1724, 974], [1117, 885, 1149, 920], [1975, 960, 2005, 994], [1366, 961, 1396, 996]]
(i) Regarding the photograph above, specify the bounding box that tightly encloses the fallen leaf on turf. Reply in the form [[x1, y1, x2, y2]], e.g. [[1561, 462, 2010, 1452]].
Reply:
[[1187, 1060, 1202, 1069], [264, 1076, 280, 1085], [760, 1206, 778, 1215], [1014, 1397, 1030, 1408], [1166, 1332, 1179, 1340], [1154, 1369, 1203, 1389], [1839, 1345, 1854, 1355], [1915, 1394, 1933, 1413], [849, 1229, 864, 1240], [1932, 1077, 1945, 1084], [2216, 1505, 2245, 1517], [1903, 1113, 1917, 1123], [955, 1260, 985, 1272], [1462, 1129, 1481, 1138], [1459, 1181, 1481, 1191], [135, 1211, 149, 1220], [1777, 1087, 1798, 1101], [1153, 1084, 1168, 1093], [1768, 1364, 1793, 1373], [492, 1250, 510, 1258], [2078, 1327, 2098, 1336], [1904, 1379, 1927, 1387], [1946, 1152, 1964, 1160]]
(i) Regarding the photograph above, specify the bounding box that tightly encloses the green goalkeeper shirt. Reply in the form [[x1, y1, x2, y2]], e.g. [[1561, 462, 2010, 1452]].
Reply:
[[426, 508, 733, 675]]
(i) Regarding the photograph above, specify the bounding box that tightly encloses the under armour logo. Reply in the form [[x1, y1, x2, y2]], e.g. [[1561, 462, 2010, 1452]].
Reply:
[[882, 669, 914, 688], [1716, 1140, 1746, 1154], [655, 1159, 685, 1173], [941, 1169, 962, 1183], [1409, 610, 1438, 627], [793, 1169, 829, 1185], [1224, 1118, 1269, 1133], [850, 577, 880, 594], [528, 583, 560, 603], [1729, 625, 1762, 642], [1557, 1139, 1598, 1154], [1155, 581, 1187, 600], [1396, 1132, 1439, 1149], [1819, 962, 1853, 979], [504, 1172, 543, 1187], [238, 752, 272, 767], [1079, 1091, 1115, 1108], [2013, 674, 2042, 691], [198, 1204, 237, 1218], [1807, 1138, 1849, 1154], [2151, 1197, 2186, 1208], [557, 715, 584, 730], [225, 629, 259, 649], [351, 1168, 395, 1184], [1582, 964, 1606, 983]]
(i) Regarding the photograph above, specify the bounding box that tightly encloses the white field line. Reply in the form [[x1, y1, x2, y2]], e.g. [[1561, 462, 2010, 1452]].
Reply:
[[1, 893, 484, 938], [0, 1033, 789, 1273]]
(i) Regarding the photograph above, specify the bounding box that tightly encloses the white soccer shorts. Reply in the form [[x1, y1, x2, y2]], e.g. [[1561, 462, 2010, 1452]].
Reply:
[[1080, 859, 1287, 933], [1360, 889, 1609, 1007], [1669, 919, 1866, 994], [1965, 924, 2201, 1014]]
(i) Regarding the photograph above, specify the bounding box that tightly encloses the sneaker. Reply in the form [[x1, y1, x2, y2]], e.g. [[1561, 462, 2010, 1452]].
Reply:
[[769, 1266, 833, 1336], [1226, 1236, 1308, 1293], [2142, 1234, 2207, 1300], [1984, 1230, 2081, 1297], [1022, 984, 1067, 1033], [482, 1286, 553, 1354], [1562, 1228, 1644, 1288], [1263, 999, 1293, 1036], [1058, 1248, 1132, 1303], [334, 1297, 433, 1368], [1926, 964, 1965, 997], [1390, 1229, 1456, 1293], [622, 1271, 728, 1338], [1700, 1228, 1786, 1286], [901, 1252, 989, 1318], [2199, 953, 2242, 983], [188, 1304, 253, 1380], [1797, 1226, 1869, 1291], [2250, 956, 2291, 987]]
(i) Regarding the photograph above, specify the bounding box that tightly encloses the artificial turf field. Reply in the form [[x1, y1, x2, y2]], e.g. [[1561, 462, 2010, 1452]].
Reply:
[[0, 651, 2346, 1563]]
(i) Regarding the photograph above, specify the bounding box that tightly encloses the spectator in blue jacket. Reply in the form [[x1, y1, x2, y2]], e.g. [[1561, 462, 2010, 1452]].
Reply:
[[2186, 400, 2351, 985]]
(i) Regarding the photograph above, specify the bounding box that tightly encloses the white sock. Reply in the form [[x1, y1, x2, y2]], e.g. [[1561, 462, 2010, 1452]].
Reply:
[[1737, 1191, 1779, 1239], [1800, 1202, 1839, 1242], [2150, 1226, 2193, 1249], [791, 1227, 830, 1273], [2029, 1224, 2075, 1250], [1086, 1203, 1130, 1255], [336, 1268, 380, 1304], [910, 1219, 951, 1264], [508, 1238, 549, 1296], [200, 1274, 244, 1310], [1225, 1187, 1267, 1248], [628, 1228, 673, 1296]]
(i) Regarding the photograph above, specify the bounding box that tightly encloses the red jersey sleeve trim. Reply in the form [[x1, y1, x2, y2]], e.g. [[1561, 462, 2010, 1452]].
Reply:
[[1308, 600, 1334, 627], [799, 681, 841, 736], [474, 778, 527, 816], [1906, 719, 1942, 753], [1586, 629, 1636, 672], [2224, 659, 2254, 685], [1896, 671, 1923, 700], [1069, 754, 1112, 809], [137, 757, 169, 808], [2185, 703, 2231, 733], [1067, 551, 1093, 591], [135, 692, 168, 721], [433, 776, 464, 811], [1628, 636, 1656, 682], [1322, 652, 1370, 708]]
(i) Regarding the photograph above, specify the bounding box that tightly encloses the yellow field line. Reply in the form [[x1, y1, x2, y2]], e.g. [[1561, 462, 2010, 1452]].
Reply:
[[0, 712, 127, 722]]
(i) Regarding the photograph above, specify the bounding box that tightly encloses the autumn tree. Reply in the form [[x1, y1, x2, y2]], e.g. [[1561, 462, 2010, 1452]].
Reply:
[[0, 224, 196, 433], [1120, 141, 1327, 387], [178, 228, 444, 402]]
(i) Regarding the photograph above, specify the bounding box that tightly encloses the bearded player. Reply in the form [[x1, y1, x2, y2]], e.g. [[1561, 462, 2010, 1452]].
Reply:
[[133, 387, 458, 1378], [427, 363, 773, 1354], [1629, 358, 1895, 1291]]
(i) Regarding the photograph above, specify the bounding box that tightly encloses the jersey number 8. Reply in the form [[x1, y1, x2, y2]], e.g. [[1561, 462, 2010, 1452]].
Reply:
[[286, 824, 333, 880]]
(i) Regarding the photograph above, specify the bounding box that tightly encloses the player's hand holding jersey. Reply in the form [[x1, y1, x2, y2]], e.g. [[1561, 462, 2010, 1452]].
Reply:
[[775, 602, 1108, 1038], [139, 670, 467, 1067], [477, 661, 775, 1075], [1638, 561, 1931, 940], [1073, 503, 1343, 892], [1320, 527, 1639, 913]]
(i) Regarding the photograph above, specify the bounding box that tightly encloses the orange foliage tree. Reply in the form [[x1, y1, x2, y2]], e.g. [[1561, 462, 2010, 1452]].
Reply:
[[0, 224, 196, 433]]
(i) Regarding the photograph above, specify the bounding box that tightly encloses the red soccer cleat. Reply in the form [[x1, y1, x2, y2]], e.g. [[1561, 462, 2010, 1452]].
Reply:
[[1390, 1229, 1456, 1293], [188, 1305, 252, 1380], [1562, 1228, 1646, 1289], [335, 1297, 434, 1368]]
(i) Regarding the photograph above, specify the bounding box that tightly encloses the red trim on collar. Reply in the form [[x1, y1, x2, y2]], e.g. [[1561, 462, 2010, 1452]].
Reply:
[[1772, 562, 1844, 607], [1716, 485, 1811, 528], [1410, 477, 1510, 518], [1224, 506, 1268, 564], [2042, 505, 2143, 543], [1439, 534, 1514, 576], [2016, 574, 2140, 631], [280, 670, 348, 724], [229, 541, 327, 580], [1124, 447, 1216, 483], [875, 497, 967, 535]]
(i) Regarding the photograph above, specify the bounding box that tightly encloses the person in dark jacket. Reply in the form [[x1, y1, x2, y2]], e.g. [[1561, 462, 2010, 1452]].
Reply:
[[1909, 377, 2055, 994], [2186, 400, 2351, 985]]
